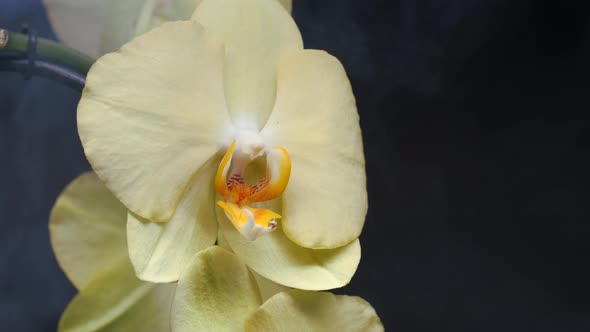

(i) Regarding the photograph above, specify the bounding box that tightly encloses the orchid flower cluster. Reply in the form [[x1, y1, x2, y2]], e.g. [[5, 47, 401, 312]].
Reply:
[[45, 0, 383, 330]]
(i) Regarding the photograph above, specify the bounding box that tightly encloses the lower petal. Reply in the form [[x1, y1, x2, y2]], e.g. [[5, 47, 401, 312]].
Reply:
[[172, 246, 262, 331], [245, 290, 384, 332]]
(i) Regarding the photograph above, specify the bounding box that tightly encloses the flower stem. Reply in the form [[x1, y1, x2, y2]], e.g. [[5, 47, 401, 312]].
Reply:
[[0, 28, 94, 91]]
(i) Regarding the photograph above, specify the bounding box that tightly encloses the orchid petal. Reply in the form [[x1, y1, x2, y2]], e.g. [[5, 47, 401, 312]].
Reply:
[[172, 246, 262, 331], [192, 0, 303, 129], [43, 0, 204, 58], [49, 172, 127, 290], [245, 290, 384, 332], [78, 21, 232, 223], [217, 200, 361, 290], [43, 0, 143, 58], [50, 173, 175, 331], [261, 50, 367, 249], [127, 158, 218, 283], [58, 263, 176, 332]]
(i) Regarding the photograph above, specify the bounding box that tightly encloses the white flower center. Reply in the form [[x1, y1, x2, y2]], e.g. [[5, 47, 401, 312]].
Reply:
[[234, 129, 266, 161]]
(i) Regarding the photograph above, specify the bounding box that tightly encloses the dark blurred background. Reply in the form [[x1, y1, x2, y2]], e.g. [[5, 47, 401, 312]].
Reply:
[[2, 0, 590, 331]]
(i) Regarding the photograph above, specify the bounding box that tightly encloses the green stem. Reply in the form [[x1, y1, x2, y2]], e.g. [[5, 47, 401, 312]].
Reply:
[[0, 29, 94, 90]]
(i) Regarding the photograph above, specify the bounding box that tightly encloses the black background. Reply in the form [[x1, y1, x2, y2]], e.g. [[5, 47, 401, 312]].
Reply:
[[1, 0, 590, 331]]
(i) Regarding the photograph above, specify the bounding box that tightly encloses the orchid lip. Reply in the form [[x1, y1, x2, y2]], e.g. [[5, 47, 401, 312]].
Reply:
[[215, 138, 291, 240]]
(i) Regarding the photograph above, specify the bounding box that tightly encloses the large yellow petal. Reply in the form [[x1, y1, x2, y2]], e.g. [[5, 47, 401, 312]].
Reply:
[[245, 290, 384, 332], [127, 158, 218, 283], [192, 0, 303, 129], [49, 172, 127, 290], [78, 21, 233, 223], [261, 50, 367, 249], [217, 200, 361, 290], [172, 246, 262, 331], [58, 262, 176, 332]]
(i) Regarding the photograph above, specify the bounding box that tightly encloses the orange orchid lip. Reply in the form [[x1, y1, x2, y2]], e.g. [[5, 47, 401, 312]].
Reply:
[[215, 139, 291, 240]]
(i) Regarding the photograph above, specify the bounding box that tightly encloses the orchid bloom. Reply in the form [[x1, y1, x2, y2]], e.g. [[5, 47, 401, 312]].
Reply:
[[43, 0, 292, 58], [50, 172, 383, 331], [77, 0, 367, 290]]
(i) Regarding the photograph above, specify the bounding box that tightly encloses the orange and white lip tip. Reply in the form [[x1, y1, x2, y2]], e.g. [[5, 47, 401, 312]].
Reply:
[[215, 139, 291, 240]]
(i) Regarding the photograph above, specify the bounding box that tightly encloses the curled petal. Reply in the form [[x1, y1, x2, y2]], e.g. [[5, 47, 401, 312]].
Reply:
[[214, 139, 236, 198], [248, 146, 292, 203]]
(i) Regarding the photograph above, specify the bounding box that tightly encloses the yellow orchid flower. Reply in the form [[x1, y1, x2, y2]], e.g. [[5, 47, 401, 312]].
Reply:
[[77, 0, 367, 290], [51, 172, 383, 331], [43, 0, 292, 58]]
